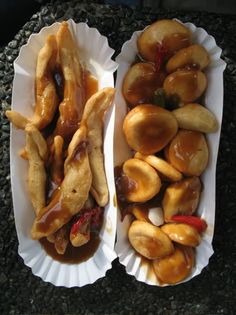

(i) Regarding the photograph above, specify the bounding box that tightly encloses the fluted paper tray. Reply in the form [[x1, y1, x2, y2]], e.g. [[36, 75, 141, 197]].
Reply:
[[114, 21, 226, 286], [10, 19, 118, 287]]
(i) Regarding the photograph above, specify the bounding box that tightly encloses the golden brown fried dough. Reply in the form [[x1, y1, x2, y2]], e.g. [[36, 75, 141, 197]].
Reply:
[[135, 152, 182, 182], [172, 103, 218, 133], [33, 35, 59, 129], [81, 87, 115, 207], [123, 104, 178, 154], [163, 69, 207, 105], [55, 21, 85, 141], [137, 19, 191, 62], [166, 44, 210, 73], [25, 125, 48, 215], [153, 245, 194, 284], [5, 110, 30, 129], [31, 125, 92, 239], [50, 135, 64, 186], [122, 63, 165, 106], [162, 177, 201, 221], [128, 220, 174, 259], [166, 130, 209, 176], [161, 223, 201, 247], [122, 158, 161, 203], [6, 35, 58, 130]]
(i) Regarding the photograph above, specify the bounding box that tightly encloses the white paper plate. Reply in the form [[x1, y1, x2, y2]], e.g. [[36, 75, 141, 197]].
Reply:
[[114, 20, 226, 286], [10, 19, 118, 287]]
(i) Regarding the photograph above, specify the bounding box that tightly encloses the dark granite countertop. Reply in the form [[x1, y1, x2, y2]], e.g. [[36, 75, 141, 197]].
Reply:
[[0, 1, 236, 314]]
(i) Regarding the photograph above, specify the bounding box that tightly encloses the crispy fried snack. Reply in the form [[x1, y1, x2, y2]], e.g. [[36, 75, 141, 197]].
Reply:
[[25, 125, 48, 215], [6, 35, 59, 130], [82, 87, 115, 206], [54, 21, 85, 141], [31, 125, 92, 239]]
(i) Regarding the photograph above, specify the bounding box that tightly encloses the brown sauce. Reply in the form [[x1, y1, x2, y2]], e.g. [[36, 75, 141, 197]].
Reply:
[[162, 33, 191, 58], [170, 130, 202, 171], [39, 232, 100, 264], [114, 165, 167, 220]]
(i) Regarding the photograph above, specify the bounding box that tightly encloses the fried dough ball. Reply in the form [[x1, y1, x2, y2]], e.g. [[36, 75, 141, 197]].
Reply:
[[163, 69, 207, 105], [123, 158, 161, 202], [166, 44, 210, 73], [135, 152, 182, 182], [166, 130, 209, 176], [137, 19, 191, 62], [123, 104, 178, 154], [153, 245, 195, 284], [128, 220, 174, 259], [122, 63, 165, 106], [161, 223, 201, 247], [172, 103, 218, 133], [162, 177, 201, 221]]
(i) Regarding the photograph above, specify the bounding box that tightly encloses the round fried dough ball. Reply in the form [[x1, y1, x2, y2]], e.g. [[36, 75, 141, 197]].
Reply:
[[153, 245, 195, 284], [162, 176, 201, 221], [163, 69, 207, 105], [166, 130, 209, 176], [137, 19, 191, 62], [123, 104, 178, 154], [166, 44, 210, 73], [128, 220, 174, 259], [122, 63, 166, 106], [161, 223, 201, 247], [123, 158, 161, 203]]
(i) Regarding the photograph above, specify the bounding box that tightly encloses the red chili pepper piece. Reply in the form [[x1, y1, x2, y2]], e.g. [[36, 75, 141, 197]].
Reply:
[[71, 207, 103, 235], [171, 215, 208, 233], [155, 43, 167, 72]]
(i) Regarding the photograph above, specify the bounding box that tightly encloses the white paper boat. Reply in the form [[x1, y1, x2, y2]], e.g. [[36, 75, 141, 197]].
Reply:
[[114, 20, 226, 286], [10, 19, 118, 287]]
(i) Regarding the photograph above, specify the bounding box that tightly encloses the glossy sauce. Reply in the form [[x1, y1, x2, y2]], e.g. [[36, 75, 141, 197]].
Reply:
[[169, 130, 203, 172], [40, 232, 100, 264], [123, 63, 166, 106], [162, 33, 191, 58], [115, 164, 166, 220]]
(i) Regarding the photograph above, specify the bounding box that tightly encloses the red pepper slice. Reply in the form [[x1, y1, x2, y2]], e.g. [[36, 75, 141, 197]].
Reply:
[[171, 215, 208, 233], [71, 207, 103, 235], [155, 43, 167, 72]]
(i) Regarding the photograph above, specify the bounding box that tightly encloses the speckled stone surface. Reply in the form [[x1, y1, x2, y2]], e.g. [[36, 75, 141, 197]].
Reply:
[[0, 1, 236, 314]]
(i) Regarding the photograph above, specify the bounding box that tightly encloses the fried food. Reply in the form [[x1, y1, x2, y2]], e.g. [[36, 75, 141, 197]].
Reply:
[[54, 21, 85, 141], [25, 125, 48, 215], [31, 125, 92, 239], [5, 111, 30, 129], [163, 69, 207, 106], [161, 223, 201, 247], [6, 35, 59, 130], [54, 225, 70, 255], [122, 63, 165, 106], [132, 205, 164, 227], [137, 19, 191, 62], [172, 103, 218, 133], [122, 158, 161, 202], [135, 152, 182, 182], [166, 130, 209, 176], [153, 245, 195, 284], [81, 87, 115, 207], [33, 34, 59, 129], [123, 104, 178, 154], [166, 44, 210, 73], [128, 220, 174, 259], [50, 135, 64, 186], [162, 177, 201, 221]]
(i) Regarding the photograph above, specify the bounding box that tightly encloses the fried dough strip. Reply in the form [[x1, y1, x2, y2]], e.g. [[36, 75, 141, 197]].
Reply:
[[31, 125, 92, 239], [54, 21, 85, 141], [82, 87, 115, 206], [6, 35, 59, 130], [25, 125, 48, 215]]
